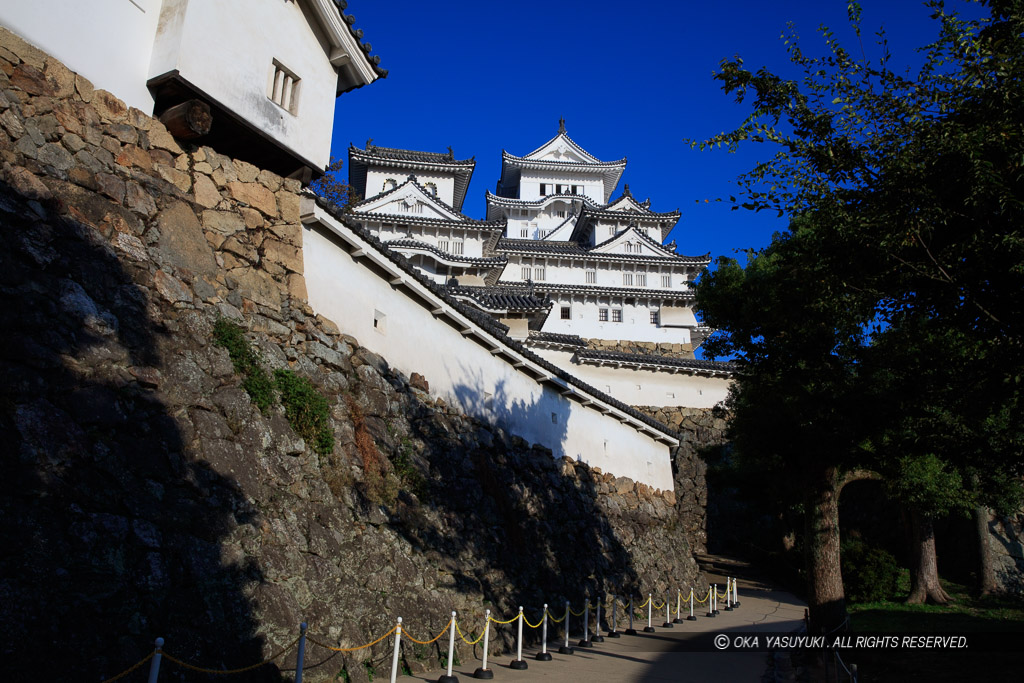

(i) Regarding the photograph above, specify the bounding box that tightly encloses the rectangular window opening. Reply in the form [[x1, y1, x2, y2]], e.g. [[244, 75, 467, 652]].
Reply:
[[268, 60, 301, 114], [612, 309, 623, 322], [561, 306, 571, 320], [599, 308, 609, 322]]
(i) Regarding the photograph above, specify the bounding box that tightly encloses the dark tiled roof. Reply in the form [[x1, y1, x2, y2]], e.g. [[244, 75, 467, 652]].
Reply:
[[384, 240, 508, 266], [527, 331, 587, 347], [309, 193, 681, 442], [349, 145, 475, 211], [447, 285, 552, 312], [349, 175, 488, 224], [357, 143, 475, 167], [354, 213, 504, 231], [503, 281, 697, 301], [575, 349, 736, 375], [588, 225, 707, 262], [496, 238, 711, 265], [332, 1, 388, 80]]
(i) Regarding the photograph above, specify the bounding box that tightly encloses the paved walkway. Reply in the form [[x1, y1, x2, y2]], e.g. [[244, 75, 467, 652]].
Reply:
[[401, 559, 806, 683]]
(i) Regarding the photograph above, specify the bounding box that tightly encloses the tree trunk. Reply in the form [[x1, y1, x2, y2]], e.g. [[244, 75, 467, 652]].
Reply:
[[804, 465, 847, 633], [906, 508, 951, 604], [974, 505, 998, 596]]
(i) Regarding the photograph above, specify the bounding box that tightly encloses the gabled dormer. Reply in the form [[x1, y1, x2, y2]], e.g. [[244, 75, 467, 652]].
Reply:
[[352, 176, 468, 222], [495, 120, 626, 203], [590, 225, 681, 259], [349, 142, 476, 211], [521, 119, 603, 164]]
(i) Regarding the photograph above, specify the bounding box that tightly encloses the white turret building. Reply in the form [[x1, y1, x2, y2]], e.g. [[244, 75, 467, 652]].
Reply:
[[345, 123, 733, 409]]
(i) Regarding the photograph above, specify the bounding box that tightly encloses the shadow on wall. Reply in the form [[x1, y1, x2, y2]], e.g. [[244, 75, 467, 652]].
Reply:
[[0, 183, 275, 680], [368, 365, 642, 636]]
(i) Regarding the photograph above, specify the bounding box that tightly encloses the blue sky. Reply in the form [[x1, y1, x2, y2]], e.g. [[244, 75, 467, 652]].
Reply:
[[331, 1, 957, 261]]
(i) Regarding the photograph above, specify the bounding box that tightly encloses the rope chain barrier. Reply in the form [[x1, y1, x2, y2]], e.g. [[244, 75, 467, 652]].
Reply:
[[160, 636, 301, 675], [100, 584, 726, 679], [402, 618, 453, 645], [98, 652, 154, 683], [455, 619, 485, 645], [306, 627, 397, 653]]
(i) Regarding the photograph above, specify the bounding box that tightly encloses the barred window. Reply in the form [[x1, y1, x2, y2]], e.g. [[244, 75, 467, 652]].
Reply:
[[611, 309, 623, 322], [650, 310, 660, 325], [522, 267, 532, 280], [452, 240, 464, 255], [622, 273, 634, 286], [661, 274, 672, 287], [561, 306, 571, 320], [438, 239, 450, 252], [268, 60, 300, 114], [534, 267, 546, 281], [599, 308, 608, 322], [585, 270, 596, 284], [636, 273, 647, 287]]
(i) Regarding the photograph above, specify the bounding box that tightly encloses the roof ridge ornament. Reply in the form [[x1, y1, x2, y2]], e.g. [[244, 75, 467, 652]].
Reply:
[[558, 117, 566, 133], [623, 183, 631, 197]]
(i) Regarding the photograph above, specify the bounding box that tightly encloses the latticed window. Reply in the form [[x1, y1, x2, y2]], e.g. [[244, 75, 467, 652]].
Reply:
[[561, 306, 571, 320], [534, 267, 546, 281], [438, 239, 450, 252], [268, 60, 300, 114], [586, 270, 596, 284], [522, 267, 532, 280], [622, 273, 634, 286], [520, 227, 529, 238], [611, 309, 623, 322], [636, 273, 647, 287], [661, 274, 672, 287], [452, 240, 464, 255], [599, 308, 609, 321], [650, 310, 660, 325]]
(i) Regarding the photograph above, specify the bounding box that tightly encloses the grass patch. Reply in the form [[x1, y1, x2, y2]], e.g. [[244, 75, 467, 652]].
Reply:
[[213, 318, 334, 455], [213, 318, 274, 411], [274, 368, 334, 455], [844, 576, 1024, 681]]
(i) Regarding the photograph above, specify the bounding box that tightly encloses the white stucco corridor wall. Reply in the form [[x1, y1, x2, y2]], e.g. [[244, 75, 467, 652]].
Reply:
[[302, 208, 677, 491]]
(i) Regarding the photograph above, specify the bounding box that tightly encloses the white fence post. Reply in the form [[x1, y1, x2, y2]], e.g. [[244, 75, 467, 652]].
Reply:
[[473, 609, 492, 680], [390, 617, 402, 683], [536, 604, 552, 661], [644, 593, 655, 633], [510, 607, 528, 670], [608, 595, 620, 637], [688, 588, 697, 620], [559, 600, 574, 655], [439, 612, 457, 683], [146, 637, 163, 683], [578, 600, 592, 647], [593, 596, 605, 643]]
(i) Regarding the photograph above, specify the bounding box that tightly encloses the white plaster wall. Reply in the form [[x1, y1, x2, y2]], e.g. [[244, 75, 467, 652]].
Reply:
[[540, 296, 694, 345], [365, 170, 456, 208], [150, 0, 336, 168], [363, 221, 489, 258], [533, 349, 732, 409], [0, 0, 162, 112], [518, 170, 603, 203], [304, 221, 675, 491]]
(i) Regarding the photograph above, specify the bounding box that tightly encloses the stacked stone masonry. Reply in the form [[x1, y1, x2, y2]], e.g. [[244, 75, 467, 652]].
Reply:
[[0, 29, 711, 682]]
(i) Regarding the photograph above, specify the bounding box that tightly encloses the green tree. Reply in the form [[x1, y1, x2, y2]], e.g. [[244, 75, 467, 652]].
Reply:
[[696, 0, 1024, 626], [311, 156, 361, 209]]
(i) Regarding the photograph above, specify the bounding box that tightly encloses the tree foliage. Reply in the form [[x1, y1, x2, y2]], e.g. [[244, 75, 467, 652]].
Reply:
[[696, 0, 1024, 623], [310, 156, 361, 209]]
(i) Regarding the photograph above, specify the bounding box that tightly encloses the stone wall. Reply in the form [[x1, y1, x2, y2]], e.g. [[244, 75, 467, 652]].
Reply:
[[0, 29, 706, 682], [582, 337, 695, 359], [633, 406, 731, 554]]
